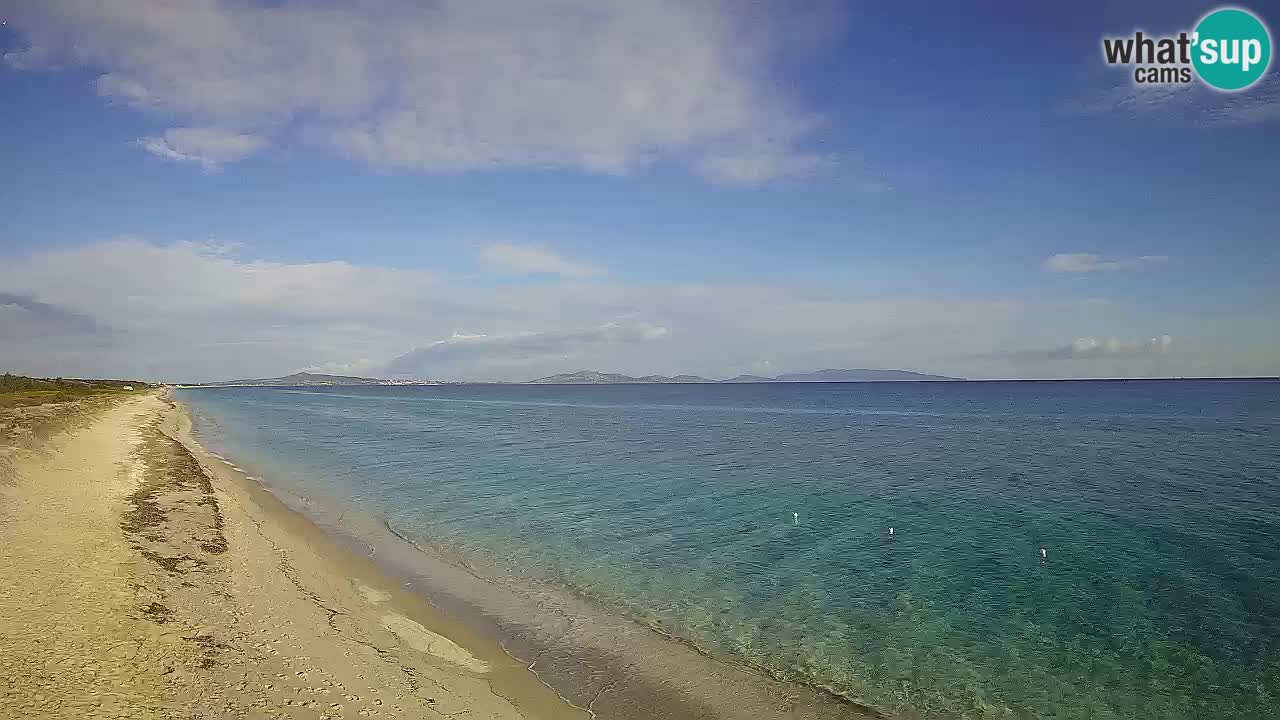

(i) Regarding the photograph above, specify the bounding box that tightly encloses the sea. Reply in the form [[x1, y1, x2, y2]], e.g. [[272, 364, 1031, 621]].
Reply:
[[176, 380, 1280, 720]]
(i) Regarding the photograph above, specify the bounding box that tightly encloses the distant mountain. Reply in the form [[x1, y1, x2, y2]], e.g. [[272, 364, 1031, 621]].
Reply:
[[528, 370, 713, 384], [526, 369, 957, 384], [769, 369, 956, 382], [203, 371, 435, 387]]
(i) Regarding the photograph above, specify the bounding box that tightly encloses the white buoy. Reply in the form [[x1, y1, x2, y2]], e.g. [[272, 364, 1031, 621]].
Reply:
[[792, 512, 799, 525]]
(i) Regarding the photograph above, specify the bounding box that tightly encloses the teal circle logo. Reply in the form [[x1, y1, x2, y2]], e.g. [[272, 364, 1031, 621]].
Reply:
[[1192, 8, 1271, 91]]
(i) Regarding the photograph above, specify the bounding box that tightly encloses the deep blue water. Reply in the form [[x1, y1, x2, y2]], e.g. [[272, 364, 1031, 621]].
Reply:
[[178, 381, 1280, 719]]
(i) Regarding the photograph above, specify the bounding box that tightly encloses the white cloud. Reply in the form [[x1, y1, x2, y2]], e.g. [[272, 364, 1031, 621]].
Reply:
[[1069, 77, 1193, 117], [298, 359, 382, 377], [696, 150, 828, 185], [0, 239, 439, 325], [1035, 335, 1177, 360], [1203, 78, 1280, 126], [137, 127, 269, 170], [1066, 71, 1280, 127], [3, 0, 829, 184], [479, 244, 600, 278], [384, 322, 669, 376], [1043, 253, 1169, 273]]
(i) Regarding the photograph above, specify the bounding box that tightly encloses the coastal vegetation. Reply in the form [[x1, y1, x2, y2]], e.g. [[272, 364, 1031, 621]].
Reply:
[[0, 373, 152, 409]]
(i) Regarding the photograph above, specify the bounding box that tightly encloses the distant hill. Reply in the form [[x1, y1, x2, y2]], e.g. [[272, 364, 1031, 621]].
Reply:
[[528, 370, 713, 384], [526, 369, 957, 384], [203, 371, 414, 387]]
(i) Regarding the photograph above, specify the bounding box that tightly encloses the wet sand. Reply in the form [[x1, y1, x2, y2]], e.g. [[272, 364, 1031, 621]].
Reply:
[[0, 392, 585, 719]]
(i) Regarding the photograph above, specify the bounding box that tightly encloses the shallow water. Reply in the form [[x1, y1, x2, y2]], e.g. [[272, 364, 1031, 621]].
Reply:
[[178, 381, 1280, 719]]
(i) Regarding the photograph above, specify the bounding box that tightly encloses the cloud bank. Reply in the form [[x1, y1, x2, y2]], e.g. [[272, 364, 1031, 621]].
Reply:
[[5, 239, 1259, 381], [3, 0, 827, 184], [0, 238, 1052, 382]]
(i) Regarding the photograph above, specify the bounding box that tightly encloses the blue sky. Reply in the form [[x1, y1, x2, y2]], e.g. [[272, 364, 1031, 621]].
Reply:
[[1, 1, 1277, 382]]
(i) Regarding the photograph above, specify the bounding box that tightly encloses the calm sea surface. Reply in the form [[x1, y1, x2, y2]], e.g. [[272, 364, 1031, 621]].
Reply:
[[177, 381, 1280, 719]]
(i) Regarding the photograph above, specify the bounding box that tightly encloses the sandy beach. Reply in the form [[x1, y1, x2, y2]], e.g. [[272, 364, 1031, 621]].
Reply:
[[0, 391, 586, 719]]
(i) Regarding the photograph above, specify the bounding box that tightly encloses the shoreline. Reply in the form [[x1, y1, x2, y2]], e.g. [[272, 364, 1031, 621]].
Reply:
[[374, 519, 889, 720], [162, 392, 592, 720], [1, 391, 588, 719], [174, 389, 883, 720]]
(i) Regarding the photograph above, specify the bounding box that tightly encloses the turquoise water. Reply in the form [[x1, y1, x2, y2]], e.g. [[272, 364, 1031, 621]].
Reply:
[[178, 381, 1280, 719]]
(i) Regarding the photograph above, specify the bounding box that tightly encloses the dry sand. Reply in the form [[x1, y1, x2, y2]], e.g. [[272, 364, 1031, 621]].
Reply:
[[0, 392, 586, 719]]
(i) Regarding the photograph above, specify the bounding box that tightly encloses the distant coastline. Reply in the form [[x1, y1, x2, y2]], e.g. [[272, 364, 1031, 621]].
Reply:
[[181, 369, 1279, 388], [190, 368, 961, 387]]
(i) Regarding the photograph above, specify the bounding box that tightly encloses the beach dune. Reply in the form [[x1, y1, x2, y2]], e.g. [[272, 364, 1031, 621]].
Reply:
[[0, 392, 583, 719]]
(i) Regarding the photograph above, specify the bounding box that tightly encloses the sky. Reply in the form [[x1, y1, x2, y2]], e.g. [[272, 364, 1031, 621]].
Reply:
[[1, 0, 1277, 383]]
